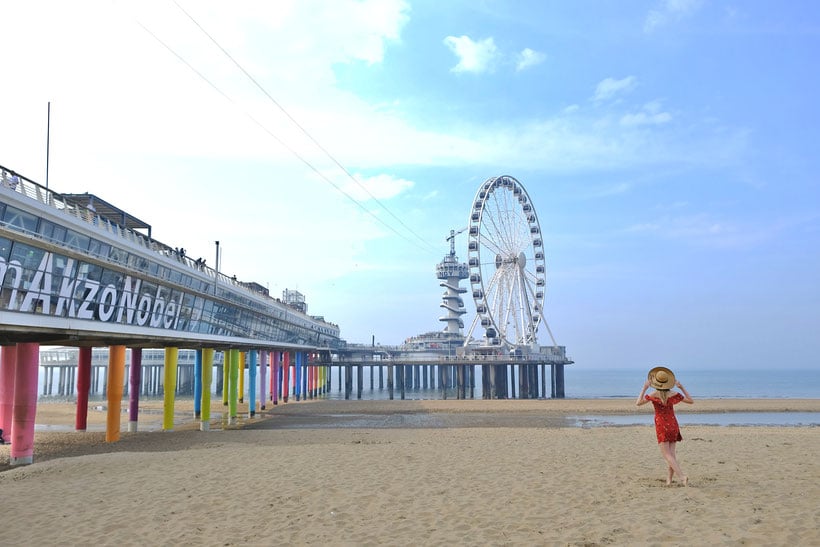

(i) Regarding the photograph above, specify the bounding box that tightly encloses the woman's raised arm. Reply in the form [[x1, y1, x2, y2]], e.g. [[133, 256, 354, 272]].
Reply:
[[636, 379, 651, 406]]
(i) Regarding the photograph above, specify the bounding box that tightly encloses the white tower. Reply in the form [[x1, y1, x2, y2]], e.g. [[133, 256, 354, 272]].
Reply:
[[436, 229, 469, 335]]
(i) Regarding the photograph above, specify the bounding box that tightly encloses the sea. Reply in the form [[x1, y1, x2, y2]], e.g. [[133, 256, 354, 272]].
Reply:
[[322, 367, 820, 400]]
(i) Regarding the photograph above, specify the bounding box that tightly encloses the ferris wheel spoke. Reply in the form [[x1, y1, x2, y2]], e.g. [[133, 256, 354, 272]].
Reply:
[[483, 206, 516, 254], [494, 191, 517, 249], [479, 236, 506, 258]]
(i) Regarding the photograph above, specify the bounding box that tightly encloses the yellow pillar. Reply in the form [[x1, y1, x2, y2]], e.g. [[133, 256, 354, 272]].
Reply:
[[201, 349, 214, 431], [163, 347, 178, 430], [106, 345, 126, 442]]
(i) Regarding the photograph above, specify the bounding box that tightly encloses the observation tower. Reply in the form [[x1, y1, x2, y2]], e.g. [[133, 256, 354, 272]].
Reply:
[[436, 229, 469, 337]]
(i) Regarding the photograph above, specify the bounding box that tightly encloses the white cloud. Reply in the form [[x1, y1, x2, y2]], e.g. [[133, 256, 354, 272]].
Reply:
[[622, 212, 788, 250], [342, 173, 414, 201], [645, 0, 704, 33], [593, 76, 637, 102], [515, 48, 546, 71], [443, 35, 499, 74], [621, 100, 673, 126]]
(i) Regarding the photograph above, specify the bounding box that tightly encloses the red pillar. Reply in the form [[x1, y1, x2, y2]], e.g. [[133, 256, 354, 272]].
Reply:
[[282, 352, 290, 403], [11, 342, 40, 465]]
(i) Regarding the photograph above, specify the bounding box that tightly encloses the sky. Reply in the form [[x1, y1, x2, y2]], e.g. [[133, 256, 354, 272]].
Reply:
[[1, 0, 818, 371]]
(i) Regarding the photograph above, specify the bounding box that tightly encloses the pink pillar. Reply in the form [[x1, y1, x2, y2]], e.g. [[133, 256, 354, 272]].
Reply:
[[308, 360, 314, 399], [75, 347, 92, 431], [11, 342, 40, 465], [259, 350, 267, 410], [0, 345, 17, 443]]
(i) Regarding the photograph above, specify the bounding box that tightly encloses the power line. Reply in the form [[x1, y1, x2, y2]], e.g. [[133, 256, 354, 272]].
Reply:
[[144, 2, 440, 255], [172, 0, 435, 253]]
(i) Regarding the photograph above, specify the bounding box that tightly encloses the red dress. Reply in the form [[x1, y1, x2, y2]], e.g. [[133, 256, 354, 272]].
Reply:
[[645, 392, 684, 443]]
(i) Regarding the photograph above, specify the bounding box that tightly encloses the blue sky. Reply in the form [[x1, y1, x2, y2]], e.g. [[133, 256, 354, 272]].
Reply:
[[1, 1, 818, 370]]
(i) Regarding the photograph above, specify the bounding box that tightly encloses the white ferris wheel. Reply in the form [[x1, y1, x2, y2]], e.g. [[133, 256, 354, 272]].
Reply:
[[465, 175, 557, 349]]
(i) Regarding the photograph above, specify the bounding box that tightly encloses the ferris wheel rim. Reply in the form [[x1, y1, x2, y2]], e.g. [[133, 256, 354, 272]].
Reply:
[[466, 175, 546, 348]]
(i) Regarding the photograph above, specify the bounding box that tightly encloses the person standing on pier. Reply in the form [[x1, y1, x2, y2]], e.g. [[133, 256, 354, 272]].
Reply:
[[636, 366, 694, 486]]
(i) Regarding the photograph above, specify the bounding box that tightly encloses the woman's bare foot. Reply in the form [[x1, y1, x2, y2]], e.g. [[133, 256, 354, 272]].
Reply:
[[682, 476, 688, 487]]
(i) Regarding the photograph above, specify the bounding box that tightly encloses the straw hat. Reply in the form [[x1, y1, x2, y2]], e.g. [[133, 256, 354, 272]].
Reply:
[[648, 366, 676, 390]]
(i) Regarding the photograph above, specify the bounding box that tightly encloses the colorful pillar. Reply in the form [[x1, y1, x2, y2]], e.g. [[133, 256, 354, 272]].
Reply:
[[75, 346, 92, 431], [294, 352, 302, 401], [163, 347, 179, 431], [302, 352, 309, 398], [282, 352, 290, 403], [271, 351, 279, 405], [222, 351, 229, 406], [248, 350, 257, 418], [10, 342, 39, 465], [229, 349, 239, 424], [259, 350, 267, 411], [127, 348, 142, 432], [106, 345, 126, 442], [194, 349, 203, 419], [238, 350, 245, 404], [0, 345, 17, 443], [201, 348, 214, 431], [303, 361, 313, 399]]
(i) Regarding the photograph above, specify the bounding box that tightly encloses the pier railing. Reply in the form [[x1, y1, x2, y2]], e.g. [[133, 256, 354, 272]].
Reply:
[[1, 164, 287, 304]]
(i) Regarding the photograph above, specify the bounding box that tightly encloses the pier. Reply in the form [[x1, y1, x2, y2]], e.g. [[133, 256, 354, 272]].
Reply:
[[0, 165, 341, 464], [36, 347, 567, 403]]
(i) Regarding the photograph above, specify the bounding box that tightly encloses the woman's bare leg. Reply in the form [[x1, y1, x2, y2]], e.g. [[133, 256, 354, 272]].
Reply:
[[670, 443, 688, 486], [659, 442, 687, 485]]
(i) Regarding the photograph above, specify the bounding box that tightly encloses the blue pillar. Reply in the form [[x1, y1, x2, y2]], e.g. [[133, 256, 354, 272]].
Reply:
[[194, 349, 203, 419]]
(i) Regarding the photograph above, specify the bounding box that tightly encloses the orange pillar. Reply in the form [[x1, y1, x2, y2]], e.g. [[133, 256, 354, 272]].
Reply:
[[106, 345, 126, 442]]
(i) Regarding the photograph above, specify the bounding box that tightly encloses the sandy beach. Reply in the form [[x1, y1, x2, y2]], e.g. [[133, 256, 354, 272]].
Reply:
[[1, 398, 818, 546]]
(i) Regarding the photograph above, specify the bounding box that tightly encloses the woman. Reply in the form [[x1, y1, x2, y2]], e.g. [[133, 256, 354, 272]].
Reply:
[[636, 366, 693, 486]]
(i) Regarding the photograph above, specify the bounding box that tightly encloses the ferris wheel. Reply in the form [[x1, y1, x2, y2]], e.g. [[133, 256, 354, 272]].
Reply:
[[465, 175, 556, 348]]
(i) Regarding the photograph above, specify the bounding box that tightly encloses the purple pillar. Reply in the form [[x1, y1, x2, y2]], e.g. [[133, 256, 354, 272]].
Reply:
[[128, 348, 142, 432], [11, 342, 40, 465], [75, 347, 92, 431]]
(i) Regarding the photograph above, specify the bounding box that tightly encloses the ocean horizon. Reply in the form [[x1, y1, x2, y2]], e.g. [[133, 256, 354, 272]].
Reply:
[[36, 365, 819, 402]]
